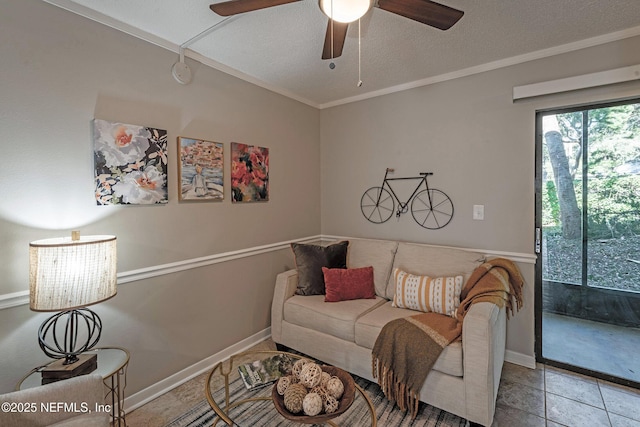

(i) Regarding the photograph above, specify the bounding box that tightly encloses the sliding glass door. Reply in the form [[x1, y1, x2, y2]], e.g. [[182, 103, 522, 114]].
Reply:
[[536, 98, 640, 387]]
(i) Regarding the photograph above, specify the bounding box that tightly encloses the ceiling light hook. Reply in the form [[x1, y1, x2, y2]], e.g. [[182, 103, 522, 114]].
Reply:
[[171, 16, 233, 85], [172, 46, 192, 85]]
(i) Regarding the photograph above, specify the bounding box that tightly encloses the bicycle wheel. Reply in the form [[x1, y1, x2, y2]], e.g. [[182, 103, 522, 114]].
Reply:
[[411, 189, 454, 229], [361, 187, 394, 224]]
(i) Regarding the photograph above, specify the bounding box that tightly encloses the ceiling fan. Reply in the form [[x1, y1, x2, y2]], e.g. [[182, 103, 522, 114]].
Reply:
[[209, 0, 464, 60]]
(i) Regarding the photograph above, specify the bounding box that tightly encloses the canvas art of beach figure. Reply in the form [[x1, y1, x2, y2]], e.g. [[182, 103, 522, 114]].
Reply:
[[178, 137, 224, 201], [231, 142, 269, 203], [94, 119, 168, 205]]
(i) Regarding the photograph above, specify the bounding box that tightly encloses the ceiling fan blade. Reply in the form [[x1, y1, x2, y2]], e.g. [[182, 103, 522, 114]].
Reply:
[[377, 0, 463, 30], [322, 20, 349, 60], [210, 0, 300, 16]]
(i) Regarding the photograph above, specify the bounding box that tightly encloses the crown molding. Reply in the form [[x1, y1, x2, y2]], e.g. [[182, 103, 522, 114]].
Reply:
[[319, 25, 640, 109], [42, 0, 177, 52], [41, 0, 320, 108], [43, 1, 640, 110]]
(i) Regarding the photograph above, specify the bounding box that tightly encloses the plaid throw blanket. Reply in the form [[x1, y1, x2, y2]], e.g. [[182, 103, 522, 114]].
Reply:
[[372, 258, 524, 418]]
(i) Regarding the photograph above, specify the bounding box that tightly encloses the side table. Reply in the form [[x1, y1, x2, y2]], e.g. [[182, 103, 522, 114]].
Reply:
[[17, 347, 130, 427]]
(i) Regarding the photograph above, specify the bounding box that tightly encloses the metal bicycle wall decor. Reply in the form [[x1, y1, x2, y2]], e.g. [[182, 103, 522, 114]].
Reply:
[[360, 168, 454, 229]]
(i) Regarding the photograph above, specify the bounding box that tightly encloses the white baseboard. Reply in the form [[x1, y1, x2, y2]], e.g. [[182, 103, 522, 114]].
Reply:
[[504, 349, 537, 369], [124, 327, 272, 412]]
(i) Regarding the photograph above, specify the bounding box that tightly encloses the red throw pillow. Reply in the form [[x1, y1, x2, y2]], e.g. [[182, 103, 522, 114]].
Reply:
[[322, 266, 376, 302]]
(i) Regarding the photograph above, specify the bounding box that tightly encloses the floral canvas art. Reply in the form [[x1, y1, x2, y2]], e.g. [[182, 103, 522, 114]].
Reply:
[[178, 137, 224, 201], [94, 119, 168, 205], [231, 142, 269, 203]]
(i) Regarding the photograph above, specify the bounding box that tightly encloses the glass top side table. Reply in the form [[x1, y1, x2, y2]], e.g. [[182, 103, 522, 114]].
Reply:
[[17, 347, 130, 427]]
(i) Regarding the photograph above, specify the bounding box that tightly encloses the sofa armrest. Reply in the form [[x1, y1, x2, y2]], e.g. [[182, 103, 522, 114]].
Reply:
[[462, 301, 506, 426], [271, 269, 298, 343], [1, 374, 109, 427]]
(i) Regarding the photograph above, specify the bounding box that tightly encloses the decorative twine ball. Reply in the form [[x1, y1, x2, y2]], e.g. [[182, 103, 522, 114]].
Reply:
[[299, 363, 323, 388], [302, 392, 323, 416], [309, 385, 329, 401], [284, 383, 307, 414], [326, 376, 344, 399], [320, 371, 331, 388], [276, 376, 291, 396], [324, 395, 339, 414], [292, 358, 312, 378]]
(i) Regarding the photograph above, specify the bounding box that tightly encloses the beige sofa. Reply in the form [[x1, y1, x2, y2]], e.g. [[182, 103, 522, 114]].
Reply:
[[271, 238, 507, 427]]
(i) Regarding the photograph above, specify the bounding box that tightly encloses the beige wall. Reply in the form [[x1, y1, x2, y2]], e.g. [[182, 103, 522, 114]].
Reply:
[[0, 0, 320, 394], [320, 35, 640, 359]]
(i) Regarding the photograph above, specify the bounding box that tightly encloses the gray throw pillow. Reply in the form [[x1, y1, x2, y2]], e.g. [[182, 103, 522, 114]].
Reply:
[[291, 241, 349, 295]]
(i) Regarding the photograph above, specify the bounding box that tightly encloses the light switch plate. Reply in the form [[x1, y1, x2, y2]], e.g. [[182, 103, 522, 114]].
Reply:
[[473, 205, 484, 220]]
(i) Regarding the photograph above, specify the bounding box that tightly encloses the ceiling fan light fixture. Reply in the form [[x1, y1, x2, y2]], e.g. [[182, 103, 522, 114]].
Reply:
[[320, 0, 371, 23]]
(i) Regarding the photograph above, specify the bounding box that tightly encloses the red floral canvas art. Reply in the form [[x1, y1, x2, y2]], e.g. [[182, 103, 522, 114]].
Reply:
[[231, 142, 269, 203]]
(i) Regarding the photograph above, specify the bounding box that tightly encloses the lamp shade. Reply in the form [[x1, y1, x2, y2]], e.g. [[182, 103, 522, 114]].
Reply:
[[29, 235, 117, 312], [320, 0, 371, 23]]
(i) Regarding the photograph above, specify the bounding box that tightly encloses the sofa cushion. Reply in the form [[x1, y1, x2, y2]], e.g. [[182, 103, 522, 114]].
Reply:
[[386, 243, 484, 300], [323, 266, 376, 302], [284, 295, 386, 342], [346, 238, 398, 298], [391, 268, 464, 317], [292, 241, 349, 295], [354, 301, 463, 377]]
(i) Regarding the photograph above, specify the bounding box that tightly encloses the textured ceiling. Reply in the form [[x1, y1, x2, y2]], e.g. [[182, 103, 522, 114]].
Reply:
[[45, 0, 640, 107]]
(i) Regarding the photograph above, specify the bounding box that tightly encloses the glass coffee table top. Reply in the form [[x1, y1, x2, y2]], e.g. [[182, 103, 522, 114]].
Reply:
[[205, 350, 377, 427]]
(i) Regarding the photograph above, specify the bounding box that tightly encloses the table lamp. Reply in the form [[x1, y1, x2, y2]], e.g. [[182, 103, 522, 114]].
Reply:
[[29, 232, 117, 383]]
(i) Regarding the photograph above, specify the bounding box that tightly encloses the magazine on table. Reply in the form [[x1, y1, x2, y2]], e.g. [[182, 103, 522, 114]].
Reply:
[[237, 353, 295, 390]]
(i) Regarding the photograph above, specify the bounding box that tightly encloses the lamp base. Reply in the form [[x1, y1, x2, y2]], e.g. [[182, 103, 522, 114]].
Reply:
[[41, 353, 97, 385]]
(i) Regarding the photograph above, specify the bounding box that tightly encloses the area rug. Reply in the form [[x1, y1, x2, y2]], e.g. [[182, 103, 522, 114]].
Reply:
[[164, 374, 468, 427]]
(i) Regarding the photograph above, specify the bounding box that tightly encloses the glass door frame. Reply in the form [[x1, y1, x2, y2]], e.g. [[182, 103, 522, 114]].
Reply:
[[534, 97, 640, 389]]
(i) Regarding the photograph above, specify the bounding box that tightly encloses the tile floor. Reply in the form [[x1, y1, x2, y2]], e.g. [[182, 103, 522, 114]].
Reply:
[[126, 339, 640, 427], [496, 361, 640, 427], [126, 340, 279, 426]]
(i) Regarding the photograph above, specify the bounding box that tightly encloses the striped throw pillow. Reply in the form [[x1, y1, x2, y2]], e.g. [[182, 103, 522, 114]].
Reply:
[[391, 268, 464, 317]]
